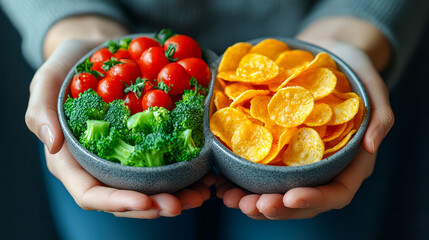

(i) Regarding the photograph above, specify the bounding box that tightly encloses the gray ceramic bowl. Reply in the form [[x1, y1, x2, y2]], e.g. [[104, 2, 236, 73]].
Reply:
[[205, 38, 370, 194], [58, 34, 217, 195]]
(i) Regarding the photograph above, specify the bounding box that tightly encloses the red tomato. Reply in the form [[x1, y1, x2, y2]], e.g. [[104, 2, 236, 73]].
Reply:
[[157, 63, 191, 95], [70, 73, 99, 99], [105, 60, 141, 87], [128, 37, 160, 60], [141, 90, 172, 110], [90, 48, 112, 72], [123, 92, 142, 115], [164, 35, 202, 61], [138, 46, 170, 81], [113, 49, 131, 60], [177, 58, 211, 87], [97, 78, 124, 103]]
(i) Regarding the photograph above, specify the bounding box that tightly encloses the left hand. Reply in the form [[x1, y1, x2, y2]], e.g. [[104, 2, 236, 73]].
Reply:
[[216, 39, 394, 220]]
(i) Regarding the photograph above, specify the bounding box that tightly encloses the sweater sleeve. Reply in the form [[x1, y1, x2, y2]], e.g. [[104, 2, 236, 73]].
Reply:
[[300, 0, 429, 89], [0, 0, 129, 69]]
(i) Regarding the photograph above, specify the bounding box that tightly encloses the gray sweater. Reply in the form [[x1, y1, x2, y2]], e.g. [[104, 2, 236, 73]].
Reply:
[[1, 0, 428, 88]]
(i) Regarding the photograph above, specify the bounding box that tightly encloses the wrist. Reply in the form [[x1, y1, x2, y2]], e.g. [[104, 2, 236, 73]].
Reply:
[[44, 15, 129, 59]]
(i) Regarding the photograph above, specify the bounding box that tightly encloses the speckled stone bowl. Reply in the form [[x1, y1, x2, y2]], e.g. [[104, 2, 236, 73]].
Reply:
[[58, 34, 217, 195], [205, 38, 370, 194]]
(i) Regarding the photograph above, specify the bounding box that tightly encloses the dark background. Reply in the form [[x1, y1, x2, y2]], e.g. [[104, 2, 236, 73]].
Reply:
[[0, 6, 428, 240]]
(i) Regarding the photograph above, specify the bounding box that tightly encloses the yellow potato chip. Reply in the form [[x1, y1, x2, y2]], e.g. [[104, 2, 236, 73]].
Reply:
[[231, 121, 273, 162], [236, 54, 280, 83], [265, 124, 287, 140], [306, 52, 337, 70], [338, 120, 355, 140], [275, 50, 314, 76], [249, 39, 290, 60], [210, 107, 251, 147], [283, 128, 324, 166], [213, 90, 232, 110], [224, 83, 253, 100], [311, 125, 327, 138], [218, 42, 253, 72], [328, 97, 359, 125], [330, 69, 352, 93], [288, 68, 337, 100], [217, 71, 239, 82], [236, 106, 264, 126], [353, 97, 365, 131], [250, 95, 275, 125], [268, 86, 314, 127], [268, 65, 306, 92], [322, 123, 347, 142], [261, 127, 298, 164], [230, 89, 270, 108], [304, 103, 333, 126], [324, 129, 357, 156]]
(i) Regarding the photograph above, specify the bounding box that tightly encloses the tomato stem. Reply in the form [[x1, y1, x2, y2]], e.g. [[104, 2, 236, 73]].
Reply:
[[75, 58, 104, 78], [154, 28, 175, 45], [165, 43, 178, 62]]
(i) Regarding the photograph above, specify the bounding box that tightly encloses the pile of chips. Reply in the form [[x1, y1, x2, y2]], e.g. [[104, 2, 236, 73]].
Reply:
[[209, 39, 365, 166]]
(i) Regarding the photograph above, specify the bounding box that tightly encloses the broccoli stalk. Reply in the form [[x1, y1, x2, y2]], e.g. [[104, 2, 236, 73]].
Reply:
[[175, 129, 201, 162], [97, 128, 135, 165], [79, 120, 110, 154], [127, 107, 172, 134]]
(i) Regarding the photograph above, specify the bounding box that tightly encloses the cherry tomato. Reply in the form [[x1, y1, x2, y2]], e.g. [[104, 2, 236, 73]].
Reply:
[[97, 78, 124, 103], [90, 48, 112, 73], [141, 90, 172, 110], [128, 37, 160, 60], [113, 49, 131, 60], [177, 58, 211, 87], [70, 73, 99, 99], [138, 46, 170, 81], [105, 60, 141, 87], [157, 63, 191, 95], [123, 92, 143, 115], [164, 35, 202, 61]]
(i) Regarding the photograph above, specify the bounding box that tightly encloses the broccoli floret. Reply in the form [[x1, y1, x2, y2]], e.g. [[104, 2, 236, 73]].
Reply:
[[127, 107, 172, 134], [129, 132, 176, 167], [96, 128, 134, 165], [174, 129, 201, 162], [64, 89, 108, 137], [79, 120, 110, 154], [104, 100, 130, 130]]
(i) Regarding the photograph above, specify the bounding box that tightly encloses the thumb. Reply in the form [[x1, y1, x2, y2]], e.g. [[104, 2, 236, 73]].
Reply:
[[25, 40, 97, 153]]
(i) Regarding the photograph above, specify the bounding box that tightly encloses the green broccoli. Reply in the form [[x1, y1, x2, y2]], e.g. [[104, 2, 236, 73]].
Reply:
[[129, 132, 176, 167], [174, 129, 201, 162], [127, 107, 172, 134], [104, 100, 130, 130], [96, 127, 135, 165], [79, 120, 110, 154], [64, 89, 108, 137]]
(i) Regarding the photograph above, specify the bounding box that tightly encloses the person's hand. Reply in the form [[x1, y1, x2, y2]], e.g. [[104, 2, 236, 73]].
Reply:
[[26, 39, 215, 218], [216, 39, 394, 220]]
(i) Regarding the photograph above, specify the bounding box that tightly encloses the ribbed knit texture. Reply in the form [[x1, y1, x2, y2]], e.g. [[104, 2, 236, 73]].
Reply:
[[1, 0, 427, 88]]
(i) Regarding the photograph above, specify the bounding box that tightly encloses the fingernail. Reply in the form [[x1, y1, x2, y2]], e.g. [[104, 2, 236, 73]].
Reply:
[[371, 127, 384, 152], [264, 207, 278, 218], [159, 210, 179, 217], [182, 204, 192, 210], [40, 125, 54, 152]]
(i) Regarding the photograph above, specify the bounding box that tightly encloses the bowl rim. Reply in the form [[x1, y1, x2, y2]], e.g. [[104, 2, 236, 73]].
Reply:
[[206, 37, 370, 172], [57, 33, 216, 173]]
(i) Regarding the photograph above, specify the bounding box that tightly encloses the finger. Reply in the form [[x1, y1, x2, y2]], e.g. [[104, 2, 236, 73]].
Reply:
[[111, 209, 160, 219], [199, 170, 217, 187], [238, 194, 266, 220], [26, 40, 96, 154], [257, 194, 292, 220], [223, 188, 247, 209], [150, 193, 182, 217], [190, 182, 211, 201], [215, 175, 236, 198], [46, 144, 152, 212], [284, 149, 376, 210], [277, 208, 325, 220], [175, 189, 205, 210]]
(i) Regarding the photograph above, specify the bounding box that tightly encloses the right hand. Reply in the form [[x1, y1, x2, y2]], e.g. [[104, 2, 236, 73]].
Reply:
[[26, 39, 215, 218]]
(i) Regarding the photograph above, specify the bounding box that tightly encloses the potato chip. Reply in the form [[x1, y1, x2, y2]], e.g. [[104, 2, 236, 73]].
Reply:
[[214, 90, 232, 110], [236, 54, 279, 83], [250, 95, 275, 125], [283, 128, 324, 166], [322, 123, 347, 142], [218, 42, 253, 72], [249, 39, 290, 61], [288, 68, 337, 100], [328, 97, 359, 125], [275, 50, 314, 76], [230, 89, 270, 108], [304, 103, 333, 126], [268, 65, 306, 92], [224, 83, 253, 100], [260, 127, 298, 164], [311, 125, 327, 138], [236, 106, 264, 125], [306, 52, 337, 70], [330, 69, 352, 92], [210, 107, 251, 147], [217, 71, 240, 82], [231, 121, 273, 162], [268, 86, 314, 127], [324, 129, 357, 156], [353, 97, 365, 131], [338, 120, 355, 140], [265, 124, 287, 140]]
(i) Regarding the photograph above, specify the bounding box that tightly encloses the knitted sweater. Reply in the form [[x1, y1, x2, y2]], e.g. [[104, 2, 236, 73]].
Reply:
[[1, 0, 428, 88]]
